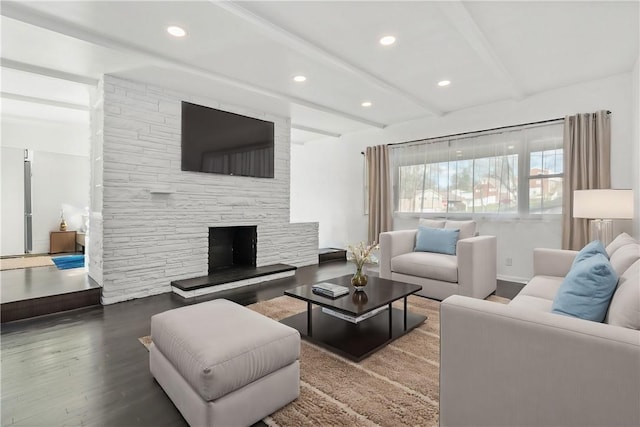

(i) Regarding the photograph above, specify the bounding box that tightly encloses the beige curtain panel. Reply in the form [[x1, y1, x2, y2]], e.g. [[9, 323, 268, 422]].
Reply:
[[366, 145, 392, 243], [561, 110, 611, 250]]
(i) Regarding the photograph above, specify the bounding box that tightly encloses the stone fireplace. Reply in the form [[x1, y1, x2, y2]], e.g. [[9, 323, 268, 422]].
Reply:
[[96, 75, 318, 304], [209, 226, 257, 273], [170, 224, 300, 298]]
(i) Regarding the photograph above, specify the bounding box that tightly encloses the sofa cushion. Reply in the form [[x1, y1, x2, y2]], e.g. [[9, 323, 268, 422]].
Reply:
[[605, 259, 640, 329], [551, 253, 618, 322], [572, 240, 608, 267], [509, 294, 554, 312], [418, 218, 446, 228], [445, 220, 477, 240], [415, 226, 459, 255], [391, 251, 458, 283], [518, 275, 564, 301], [606, 232, 637, 257], [608, 243, 640, 277]]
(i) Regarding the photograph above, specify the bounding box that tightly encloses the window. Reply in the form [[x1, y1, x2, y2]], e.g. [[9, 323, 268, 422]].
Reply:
[[391, 122, 563, 217], [528, 148, 563, 214]]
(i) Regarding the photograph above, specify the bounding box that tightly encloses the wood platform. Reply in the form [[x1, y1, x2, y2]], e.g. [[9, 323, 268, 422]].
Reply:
[[319, 248, 347, 263], [0, 265, 101, 323]]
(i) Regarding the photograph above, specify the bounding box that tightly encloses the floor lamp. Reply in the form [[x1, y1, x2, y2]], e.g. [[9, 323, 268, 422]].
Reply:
[[573, 189, 634, 246]]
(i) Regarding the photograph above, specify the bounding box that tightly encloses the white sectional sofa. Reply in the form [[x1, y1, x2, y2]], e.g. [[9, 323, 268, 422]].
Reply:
[[440, 233, 640, 427]]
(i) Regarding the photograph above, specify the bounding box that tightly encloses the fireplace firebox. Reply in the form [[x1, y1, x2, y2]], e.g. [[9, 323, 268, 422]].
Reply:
[[208, 226, 257, 273]]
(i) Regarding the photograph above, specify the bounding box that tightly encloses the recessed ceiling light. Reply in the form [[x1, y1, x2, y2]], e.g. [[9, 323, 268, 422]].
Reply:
[[507, 145, 515, 150], [438, 80, 451, 87], [361, 101, 372, 107], [379, 35, 396, 46], [293, 75, 307, 82], [167, 26, 187, 37]]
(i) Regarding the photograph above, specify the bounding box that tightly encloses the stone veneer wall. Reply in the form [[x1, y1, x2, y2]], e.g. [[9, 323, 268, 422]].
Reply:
[[91, 75, 318, 304]]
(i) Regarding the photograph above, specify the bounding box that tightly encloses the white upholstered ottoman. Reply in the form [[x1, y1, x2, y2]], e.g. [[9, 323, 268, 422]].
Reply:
[[150, 299, 300, 427]]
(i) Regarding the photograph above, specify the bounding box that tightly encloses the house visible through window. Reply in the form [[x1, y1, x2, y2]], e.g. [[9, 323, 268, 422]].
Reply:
[[390, 122, 563, 217]]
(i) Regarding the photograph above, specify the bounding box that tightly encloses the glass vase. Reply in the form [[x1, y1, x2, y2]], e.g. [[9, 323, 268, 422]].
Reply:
[[351, 266, 368, 291]]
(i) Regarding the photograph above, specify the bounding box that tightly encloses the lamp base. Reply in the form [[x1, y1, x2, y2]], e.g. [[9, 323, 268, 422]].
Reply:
[[589, 219, 613, 247]]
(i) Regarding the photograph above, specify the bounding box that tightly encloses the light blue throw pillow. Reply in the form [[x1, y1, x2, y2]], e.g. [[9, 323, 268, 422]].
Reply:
[[415, 226, 460, 255], [551, 253, 618, 322], [572, 240, 608, 267]]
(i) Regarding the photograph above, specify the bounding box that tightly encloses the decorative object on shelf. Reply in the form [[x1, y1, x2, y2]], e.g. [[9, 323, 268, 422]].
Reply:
[[59, 209, 67, 231], [347, 241, 379, 291], [573, 189, 633, 246]]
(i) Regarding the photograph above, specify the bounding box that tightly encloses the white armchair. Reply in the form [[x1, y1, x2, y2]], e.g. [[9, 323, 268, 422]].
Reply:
[[379, 220, 497, 300]]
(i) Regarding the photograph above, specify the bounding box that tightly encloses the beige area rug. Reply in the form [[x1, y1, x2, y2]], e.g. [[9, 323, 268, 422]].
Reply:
[[140, 294, 509, 426], [0, 255, 54, 270]]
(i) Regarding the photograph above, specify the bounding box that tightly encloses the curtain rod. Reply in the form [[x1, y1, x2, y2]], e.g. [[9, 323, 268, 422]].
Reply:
[[360, 111, 611, 154], [388, 110, 612, 147]]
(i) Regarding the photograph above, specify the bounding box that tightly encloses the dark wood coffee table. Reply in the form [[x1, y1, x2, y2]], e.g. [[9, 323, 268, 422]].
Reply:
[[281, 275, 425, 361]]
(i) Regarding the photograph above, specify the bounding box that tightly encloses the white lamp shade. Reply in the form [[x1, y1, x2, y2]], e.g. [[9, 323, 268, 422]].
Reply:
[[573, 189, 634, 219]]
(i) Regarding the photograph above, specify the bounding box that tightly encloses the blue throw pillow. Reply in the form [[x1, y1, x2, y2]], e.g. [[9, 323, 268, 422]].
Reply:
[[551, 253, 619, 322], [572, 240, 608, 267], [415, 226, 460, 255]]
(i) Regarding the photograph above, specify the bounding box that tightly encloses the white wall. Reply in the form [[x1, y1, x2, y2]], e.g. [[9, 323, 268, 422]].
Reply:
[[31, 151, 90, 253], [1, 117, 90, 157], [633, 58, 639, 239], [291, 73, 636, 282], [0, 147, 25, 256], [0, 116, 90, 256], [93, 76, 318, 304]]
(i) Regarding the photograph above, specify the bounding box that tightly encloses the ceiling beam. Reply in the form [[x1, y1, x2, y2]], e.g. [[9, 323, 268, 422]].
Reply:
[[1, 1, 385, 129], [212, 1, 443, 115], [1, 91, 89, 111], [436, 1, 524, 99], [291, 124, 341, 138], [1, 58, 99, 86]]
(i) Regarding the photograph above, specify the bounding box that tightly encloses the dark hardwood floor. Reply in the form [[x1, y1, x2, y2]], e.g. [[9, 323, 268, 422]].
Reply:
[[1, 261, 523, 427]]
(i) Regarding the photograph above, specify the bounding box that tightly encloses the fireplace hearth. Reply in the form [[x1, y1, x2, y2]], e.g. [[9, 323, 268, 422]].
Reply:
[[170, 225, 296, 297]]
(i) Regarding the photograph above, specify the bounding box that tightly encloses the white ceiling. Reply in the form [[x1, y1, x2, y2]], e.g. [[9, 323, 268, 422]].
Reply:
[[1, 1, 638, 143]]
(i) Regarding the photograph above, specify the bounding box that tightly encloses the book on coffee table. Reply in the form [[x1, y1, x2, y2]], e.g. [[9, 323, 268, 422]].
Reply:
[[311, 282, 349, 298], [321, 306, 387, 324]]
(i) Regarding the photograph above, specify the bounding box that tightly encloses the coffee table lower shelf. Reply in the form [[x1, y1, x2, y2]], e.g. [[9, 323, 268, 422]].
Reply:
[[280, 306, 426, 362]]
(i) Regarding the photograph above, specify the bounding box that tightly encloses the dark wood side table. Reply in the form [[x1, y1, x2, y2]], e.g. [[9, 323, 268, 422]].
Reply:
[[50, 231, 77, 254]]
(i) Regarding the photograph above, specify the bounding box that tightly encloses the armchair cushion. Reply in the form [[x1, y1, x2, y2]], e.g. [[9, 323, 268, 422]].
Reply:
[[414, 226, 459, 255], [444, 220, 476, 240], [418, 218, 445, 228], [551, 253, 618, 322], [391, 252, 458, 283]]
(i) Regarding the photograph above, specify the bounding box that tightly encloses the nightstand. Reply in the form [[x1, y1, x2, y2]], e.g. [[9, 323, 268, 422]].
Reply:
[[50, 231, 77, 254]]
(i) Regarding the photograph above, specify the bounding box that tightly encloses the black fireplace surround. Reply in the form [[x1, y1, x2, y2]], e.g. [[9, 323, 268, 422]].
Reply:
[[170, 225, 296, 294]]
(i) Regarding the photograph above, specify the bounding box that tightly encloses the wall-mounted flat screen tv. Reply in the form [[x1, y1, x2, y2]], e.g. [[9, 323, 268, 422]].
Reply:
[[181, 101, 275, 178]]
